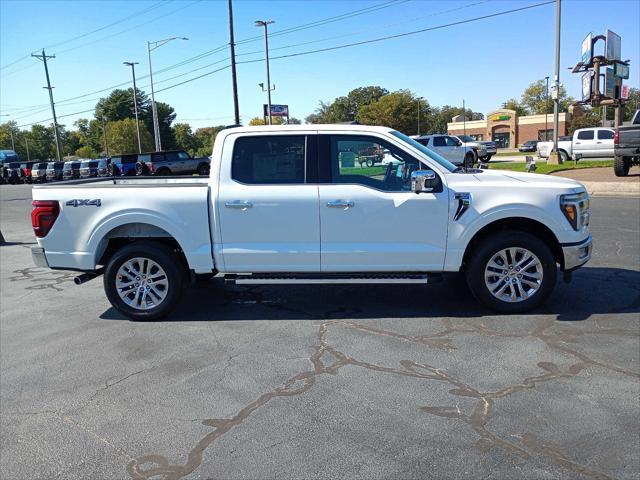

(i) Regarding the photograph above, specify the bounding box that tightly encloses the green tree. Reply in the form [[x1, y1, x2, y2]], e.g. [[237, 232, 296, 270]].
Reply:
[[568, 109, 602, 135], [194, 126, 225, 156], [149, 101, 177, 150], [248, 116, 285, 125], [501, 98, 528, 116], [356, 90, 431, 135], [95, 88, 150, 123], [430, 105, 483, 134], [106, 118, 154, 155], [172, 123, 199, 155], [75, 145, 98, 158], [28, 124, 56, 160], [306, 86, 389, 123], [521, 79, 573, 114], [623, 87, 640, 122]]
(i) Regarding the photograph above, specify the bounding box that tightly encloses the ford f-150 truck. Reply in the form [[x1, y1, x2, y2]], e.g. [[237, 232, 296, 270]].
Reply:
[[614, 109, 640, 177], [30, 125, 592, 320]]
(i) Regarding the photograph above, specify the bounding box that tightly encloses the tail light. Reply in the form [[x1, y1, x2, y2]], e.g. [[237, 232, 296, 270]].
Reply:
[[148, 162, 155, 173], [31, 200, 60, 238], [614, 130, 619, 144]]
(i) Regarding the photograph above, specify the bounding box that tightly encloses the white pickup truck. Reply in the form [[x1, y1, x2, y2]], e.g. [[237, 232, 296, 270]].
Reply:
[[537, 127, 615, 162], [30, 125, 592, 320]]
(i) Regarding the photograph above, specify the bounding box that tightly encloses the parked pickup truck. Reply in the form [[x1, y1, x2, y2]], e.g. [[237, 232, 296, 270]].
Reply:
[[613, 109, 640, 177], [538, 127, 615, 162], [30, 125, 592, 320]]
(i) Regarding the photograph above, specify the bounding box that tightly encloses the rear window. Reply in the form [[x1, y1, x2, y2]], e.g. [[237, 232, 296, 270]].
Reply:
[[121, 155, 137, 164], [577, 130, 594, 140], [232, 135, 306, 184], [432, 137, 446, 147], [597, 130, 614, 140], [98, 159, 109, 167]]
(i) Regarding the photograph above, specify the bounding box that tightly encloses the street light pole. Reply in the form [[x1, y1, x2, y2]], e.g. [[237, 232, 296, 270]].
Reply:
[[550, 0, 562, 164], [545, 76, 549, 141], [147, 37, 188, 151], [124, 61, 142, 153], [463, 99, 466, 136], [417, 99, 420, 136], [255, 20, 275, 125]]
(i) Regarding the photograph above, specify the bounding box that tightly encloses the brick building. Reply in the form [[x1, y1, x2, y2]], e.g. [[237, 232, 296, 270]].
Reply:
[[447, 108, 574, 148]]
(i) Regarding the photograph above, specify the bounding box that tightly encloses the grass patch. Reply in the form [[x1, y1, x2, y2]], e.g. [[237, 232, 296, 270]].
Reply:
[[489, 159, 612, 174], [340, 166, 386, 176], [493, 151, 527, 157]]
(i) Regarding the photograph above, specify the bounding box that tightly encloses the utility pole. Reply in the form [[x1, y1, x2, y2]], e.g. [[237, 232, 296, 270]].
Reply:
[[124, 61, 142, 153], [416, 98, 420, 136], [549, 0, 562, 165], [256, 20, 275, 125], [228, 0, 240, 125], [32, 49, 62, 162], [10, 130, 15, 151], [102, 117, 109, 157], [147, 37, 188, 151], [463, 99, 466, 135], [545, 76, 549, 140], [24, 136, 30, 161]]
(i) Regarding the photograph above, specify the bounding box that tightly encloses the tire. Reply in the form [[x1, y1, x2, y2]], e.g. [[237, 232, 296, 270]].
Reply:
[[103, 241, 186, 321], [485, 154, 493, 162], [558, 150, 569, 163], [197, 163, 210, 176], [135, 163, 147, 176], [156, 167, 171, 176], [463, 153, 474, 170], [365, 159, 374, 168], [465, 231, 557, 313], [614, 156, 630, 177]]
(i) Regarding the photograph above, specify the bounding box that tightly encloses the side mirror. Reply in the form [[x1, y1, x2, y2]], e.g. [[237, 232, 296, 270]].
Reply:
[[411, 170, 439, 194]]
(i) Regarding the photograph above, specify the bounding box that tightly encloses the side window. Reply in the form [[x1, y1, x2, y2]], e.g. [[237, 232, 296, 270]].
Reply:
[[329, 135, 420, 192], [178, 151, 190, 160], [577, 130, 594, 140], [444, 136, 460, 147], [597, 130, 614, 140], [432, 136, 446, 147], [165, 152, 180, 162], [151, 153, 164, 162], [232, 135, 306, 184], [138, 154, 150, 163]]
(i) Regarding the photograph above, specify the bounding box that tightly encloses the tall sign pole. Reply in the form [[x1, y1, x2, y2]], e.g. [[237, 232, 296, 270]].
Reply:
[[32, 49, 63, 161], [228, 0, 240, 125], [124, 62, 142, 153], [550, 0, 562, 164]]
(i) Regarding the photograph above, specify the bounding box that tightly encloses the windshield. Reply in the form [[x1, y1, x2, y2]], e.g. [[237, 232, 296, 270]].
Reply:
[[458, 135, 475, 142], [390, 131, 457, 172]]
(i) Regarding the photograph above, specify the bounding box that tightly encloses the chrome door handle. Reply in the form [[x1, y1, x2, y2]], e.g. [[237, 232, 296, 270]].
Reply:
[[596, 141, 602, 144], [225, 200, 253, 209], [326, 200, 354, 208]]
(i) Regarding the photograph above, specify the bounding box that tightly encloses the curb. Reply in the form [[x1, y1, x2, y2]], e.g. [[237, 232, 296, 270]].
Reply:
[[580, 181, 640, 197]]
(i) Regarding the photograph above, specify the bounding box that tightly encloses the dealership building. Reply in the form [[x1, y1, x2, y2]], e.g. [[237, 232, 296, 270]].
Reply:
[[447, 108, 578, 148]]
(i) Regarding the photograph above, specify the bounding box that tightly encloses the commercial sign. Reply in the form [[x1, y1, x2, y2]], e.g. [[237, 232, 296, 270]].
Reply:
[[581, 32, 592, 64], [613, 63, 629, 79], [605, 30, 621, 61], [604, 67, 617, 98], [621, 84, 630, 100], [581, 72, 592, 102], [263, 104, 289, 117], [489, 114, 511, 121]]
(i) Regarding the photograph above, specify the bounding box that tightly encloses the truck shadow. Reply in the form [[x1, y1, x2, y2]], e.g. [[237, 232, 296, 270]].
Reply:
[[99, 266, 640, 323]]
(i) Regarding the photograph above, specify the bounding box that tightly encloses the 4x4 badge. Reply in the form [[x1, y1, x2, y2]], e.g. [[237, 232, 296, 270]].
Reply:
[[66, 199, 101, 207]]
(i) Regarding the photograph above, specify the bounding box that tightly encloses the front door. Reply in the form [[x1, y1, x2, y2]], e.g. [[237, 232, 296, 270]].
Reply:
[[217, 133, 320, 272], [318, 134, 449, 272]]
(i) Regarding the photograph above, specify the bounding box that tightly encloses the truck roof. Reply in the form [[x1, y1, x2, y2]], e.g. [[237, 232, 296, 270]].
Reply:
[[220, 124, 395, 135]]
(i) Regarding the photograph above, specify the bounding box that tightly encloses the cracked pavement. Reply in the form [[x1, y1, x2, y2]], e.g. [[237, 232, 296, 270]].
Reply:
[[1, 185, 639, 479]]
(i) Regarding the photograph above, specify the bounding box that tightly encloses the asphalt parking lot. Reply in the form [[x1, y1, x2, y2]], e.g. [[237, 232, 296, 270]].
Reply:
[[1, 184, 639, 480]]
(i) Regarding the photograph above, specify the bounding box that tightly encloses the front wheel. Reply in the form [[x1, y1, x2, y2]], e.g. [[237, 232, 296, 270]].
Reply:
[[104, 242, 186, 320], [613, 156, 630, 177], [463, 153, 475, 170], [365, 158, 374, 168], [465, 231, 557, 313]]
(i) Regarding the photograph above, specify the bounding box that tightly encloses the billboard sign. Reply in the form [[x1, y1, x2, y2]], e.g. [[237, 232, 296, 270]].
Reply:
[[604, 67, 616, 98], [605, 30, 621, 61], [613, 63, 629, 79], [581, 32, 592, 64], [581, 72, 592, 101], [263, 104, 289, 117]]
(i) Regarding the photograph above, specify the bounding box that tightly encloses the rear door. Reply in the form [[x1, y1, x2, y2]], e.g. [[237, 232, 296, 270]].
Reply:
[[596, 129, 615, 157], [574, 129, 596, 157], [216, 132, 320, 272]]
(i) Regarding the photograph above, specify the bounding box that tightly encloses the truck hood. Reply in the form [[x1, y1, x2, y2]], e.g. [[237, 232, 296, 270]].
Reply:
[[445, 168, 585, 193]]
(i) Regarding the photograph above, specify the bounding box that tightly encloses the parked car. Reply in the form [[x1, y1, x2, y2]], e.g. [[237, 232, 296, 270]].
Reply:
[[135, 150, 211, 176], [45, 162, 64, 181], [31, 162, 49, 183], [3, 162, 24, 184], [62, 161, 81, 180], [413, 134, 476, 167], [30, 124, 592, 320], [108, 154, 138, 176], [519, 140, 538, 153], [20, 162, 37, 183], [453, 135, 488, 162], [537, 128, 614, 161], [79, 159, 99, 178], [613, 109, 640, 177], [96, 158, 112, 177], [0, 149, 20, 164]]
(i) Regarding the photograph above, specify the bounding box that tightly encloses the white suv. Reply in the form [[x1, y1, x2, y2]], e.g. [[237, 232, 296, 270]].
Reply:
[[413, 134, 476, 167]]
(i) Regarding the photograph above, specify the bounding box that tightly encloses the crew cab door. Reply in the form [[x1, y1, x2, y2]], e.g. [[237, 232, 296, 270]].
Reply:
[[595, 129, 615, 156], [318, 134, 449, 272], [573, 129, 597, 157], [216, 132, 320, 272]]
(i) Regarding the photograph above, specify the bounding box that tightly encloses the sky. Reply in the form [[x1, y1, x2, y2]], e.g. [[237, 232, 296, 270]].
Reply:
[[1, 0, 639, 131]]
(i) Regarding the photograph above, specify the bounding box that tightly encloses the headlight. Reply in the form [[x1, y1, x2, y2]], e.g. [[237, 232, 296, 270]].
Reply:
[[560, 192, 589, 230]]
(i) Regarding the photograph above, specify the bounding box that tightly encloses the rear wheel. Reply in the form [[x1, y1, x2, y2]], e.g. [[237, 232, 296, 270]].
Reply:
[[365, 158, 374, 168], [463, 153, 475, 170], [104, 242, 186, 321], [465, 231, 557, 313], [558, 150, 569, 163], [614, 155, 630, 177]]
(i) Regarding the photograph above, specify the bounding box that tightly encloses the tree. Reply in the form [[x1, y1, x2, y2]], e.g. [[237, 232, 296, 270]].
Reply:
[[430, 105, 483, 134], [194, 126, 226, 157], [306, 86, 389, 123], [623, 87, 640, 122], [501, 98, 528, 116], [521, 79, 573, 114], [75, 145, 98, 158], [568, 109, 602, 135], [149, 101, 176, 150], [172, 123, 198, 155], [356, 90, 431, 135], [106, 118, 154, 155], [248, 116, 285, 125], [95, 88, 150, 123], [27, 124, 56, 160], [0, 121, 19, 153]]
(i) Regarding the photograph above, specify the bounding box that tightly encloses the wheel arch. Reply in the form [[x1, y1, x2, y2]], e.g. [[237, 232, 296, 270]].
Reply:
[[461, 217, 563, 270]]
